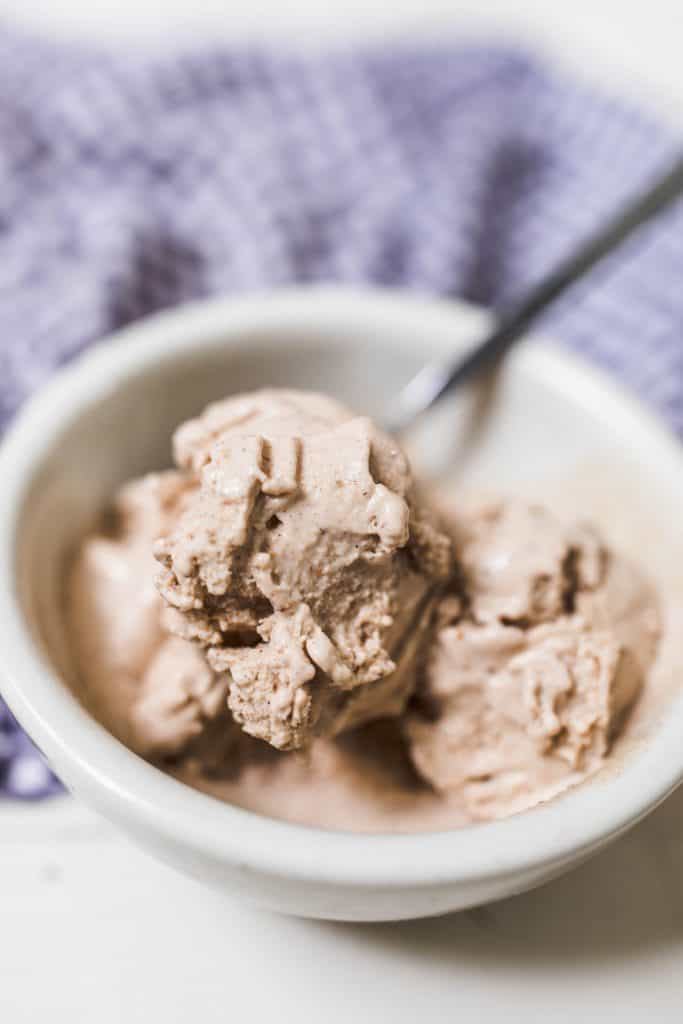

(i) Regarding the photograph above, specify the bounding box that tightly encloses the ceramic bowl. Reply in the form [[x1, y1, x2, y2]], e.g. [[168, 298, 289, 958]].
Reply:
[[1, 287, 682, 921]]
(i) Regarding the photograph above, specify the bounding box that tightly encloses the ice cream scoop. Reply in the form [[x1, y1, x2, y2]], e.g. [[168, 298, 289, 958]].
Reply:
[[154, 390, 452, 750], [405, 499, 659, 819]]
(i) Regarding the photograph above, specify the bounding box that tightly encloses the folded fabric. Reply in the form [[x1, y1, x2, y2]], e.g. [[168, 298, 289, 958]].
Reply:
[[0, 28, 680, 798]]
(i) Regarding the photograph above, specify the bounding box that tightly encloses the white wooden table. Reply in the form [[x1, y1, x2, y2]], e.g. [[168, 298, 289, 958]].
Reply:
[[3, 3, 683, 1019], [4, 788, 683, 1022]]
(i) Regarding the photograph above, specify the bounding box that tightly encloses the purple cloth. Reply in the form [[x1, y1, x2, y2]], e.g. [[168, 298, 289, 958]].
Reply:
[[0, 29, 681, 799]]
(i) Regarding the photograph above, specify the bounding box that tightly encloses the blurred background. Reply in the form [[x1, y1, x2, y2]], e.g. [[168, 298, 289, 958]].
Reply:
[[2, 0, 683, 111], [2, 0, 683, 429]]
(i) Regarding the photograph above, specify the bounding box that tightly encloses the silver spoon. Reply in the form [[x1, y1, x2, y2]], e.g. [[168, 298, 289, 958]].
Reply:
[[387, 155, 683, 435]]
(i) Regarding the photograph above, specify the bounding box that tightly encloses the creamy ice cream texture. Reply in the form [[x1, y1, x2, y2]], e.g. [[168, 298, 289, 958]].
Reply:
[[66, 389, 659, 831], [405, 498, 658, 819], [153, 389, 452, 749]]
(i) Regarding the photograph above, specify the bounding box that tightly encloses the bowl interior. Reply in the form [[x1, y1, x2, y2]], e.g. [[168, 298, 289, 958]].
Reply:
[[13, 291, 683, 821]]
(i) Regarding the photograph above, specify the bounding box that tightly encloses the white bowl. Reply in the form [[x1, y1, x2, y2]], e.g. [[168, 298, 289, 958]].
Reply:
[[1, 287, 682, 922]]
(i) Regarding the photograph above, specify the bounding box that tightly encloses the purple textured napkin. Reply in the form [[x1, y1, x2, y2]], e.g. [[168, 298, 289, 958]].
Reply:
[[1, 29, 681, 799]]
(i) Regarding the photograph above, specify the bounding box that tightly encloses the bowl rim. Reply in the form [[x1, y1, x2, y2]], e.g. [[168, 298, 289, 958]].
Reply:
[[0, 284, 682, 888]]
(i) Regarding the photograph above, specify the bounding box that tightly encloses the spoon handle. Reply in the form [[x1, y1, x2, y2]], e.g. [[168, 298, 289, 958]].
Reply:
[[388, 154, 683, 434]]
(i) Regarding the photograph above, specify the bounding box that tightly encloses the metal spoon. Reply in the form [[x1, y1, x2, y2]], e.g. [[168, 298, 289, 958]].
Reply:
[[387, 154, 683, 435]]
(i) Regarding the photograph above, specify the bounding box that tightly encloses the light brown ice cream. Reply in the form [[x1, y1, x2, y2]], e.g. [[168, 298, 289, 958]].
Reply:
[[68, 471, 238, 764], [153, 389, 452, 749], [405, 498, 660, 819], [65, 391, 660, 833]]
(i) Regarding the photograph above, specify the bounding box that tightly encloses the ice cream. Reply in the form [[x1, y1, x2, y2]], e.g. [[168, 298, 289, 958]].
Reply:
[[70, 390, 453, 759], [153, 389, 452, 749], [67, 471, 238, 763], [405, 498, 659, 818], [65, 389, 660, 832]]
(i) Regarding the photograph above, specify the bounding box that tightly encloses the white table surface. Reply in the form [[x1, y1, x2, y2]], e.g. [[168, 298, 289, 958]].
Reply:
[[3, 3, 683, 1021]]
